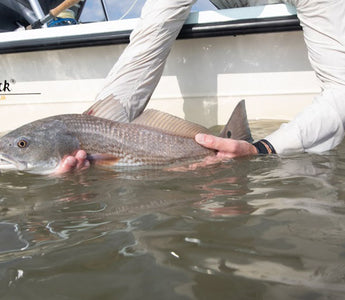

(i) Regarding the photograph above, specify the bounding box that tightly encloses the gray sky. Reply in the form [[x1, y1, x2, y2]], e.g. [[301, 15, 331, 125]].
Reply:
[[80, 0, 217, 22]]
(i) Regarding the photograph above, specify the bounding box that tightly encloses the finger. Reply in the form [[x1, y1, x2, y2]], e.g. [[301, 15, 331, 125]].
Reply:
[[54, 151, 90, 175], [186, 156, 222, 170], [55, 156, 78, 174], [196, 134, 258, 158], [75, 150, 89, 170], [195, 134, 238, 152], [165, 155, 222, 172]]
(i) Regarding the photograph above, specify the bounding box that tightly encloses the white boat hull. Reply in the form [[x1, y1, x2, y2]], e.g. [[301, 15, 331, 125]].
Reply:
[[0, 4, 320, 131]]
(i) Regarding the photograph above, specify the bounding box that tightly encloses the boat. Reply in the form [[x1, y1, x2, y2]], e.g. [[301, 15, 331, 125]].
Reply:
[[0, 0, 320, 132]]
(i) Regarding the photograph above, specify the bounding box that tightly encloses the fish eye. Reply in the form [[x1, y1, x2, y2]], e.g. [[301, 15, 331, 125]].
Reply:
[[17, 139, 29, 148]]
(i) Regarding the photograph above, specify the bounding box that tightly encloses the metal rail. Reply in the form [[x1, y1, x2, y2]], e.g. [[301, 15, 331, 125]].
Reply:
[[99, 0, 109, 21]]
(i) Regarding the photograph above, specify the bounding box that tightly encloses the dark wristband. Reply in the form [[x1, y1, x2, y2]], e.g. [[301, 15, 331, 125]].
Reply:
[[253, 139, 276, 155]]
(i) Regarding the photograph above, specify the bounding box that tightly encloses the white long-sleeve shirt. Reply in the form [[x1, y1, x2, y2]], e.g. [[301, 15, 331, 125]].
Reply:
[[266, 0, 345, 154], [88, 0, 345, 154]]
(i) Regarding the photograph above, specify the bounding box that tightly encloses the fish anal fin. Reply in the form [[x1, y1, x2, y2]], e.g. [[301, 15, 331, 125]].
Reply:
[[220, 100, 253, 143], [132, 109, 211, 138], [87, 153, 120, 167]]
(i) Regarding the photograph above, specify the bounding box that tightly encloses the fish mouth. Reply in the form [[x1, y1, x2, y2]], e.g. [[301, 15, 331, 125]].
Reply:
[[0, 154, 27, 171]]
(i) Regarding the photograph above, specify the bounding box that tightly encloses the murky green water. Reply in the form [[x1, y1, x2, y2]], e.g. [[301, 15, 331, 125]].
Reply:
[[1, 121, 345, 300]]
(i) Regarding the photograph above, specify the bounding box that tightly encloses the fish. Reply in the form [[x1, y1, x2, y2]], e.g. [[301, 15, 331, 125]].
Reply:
[[0, 100, 252, 174]]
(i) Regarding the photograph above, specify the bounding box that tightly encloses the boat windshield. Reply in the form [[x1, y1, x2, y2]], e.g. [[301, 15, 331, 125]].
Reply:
[[79, 0, 217, 23], [78, 0, 282, 23]]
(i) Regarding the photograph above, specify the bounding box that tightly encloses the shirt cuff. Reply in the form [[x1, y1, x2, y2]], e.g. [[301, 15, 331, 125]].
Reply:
[[265, 122, 304, 155]]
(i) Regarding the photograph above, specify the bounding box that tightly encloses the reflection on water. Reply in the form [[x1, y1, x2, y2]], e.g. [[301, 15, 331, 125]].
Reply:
[[1, 121, 345, 299]]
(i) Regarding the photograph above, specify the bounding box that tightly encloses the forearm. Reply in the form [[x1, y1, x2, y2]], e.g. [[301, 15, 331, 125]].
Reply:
[[268, 0, 345, 154], [90, 0, 196, 122], [265, 88, 345, 154]]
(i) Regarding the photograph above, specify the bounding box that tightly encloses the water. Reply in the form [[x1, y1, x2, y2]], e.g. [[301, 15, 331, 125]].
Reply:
[[1, 121, 345, 300]]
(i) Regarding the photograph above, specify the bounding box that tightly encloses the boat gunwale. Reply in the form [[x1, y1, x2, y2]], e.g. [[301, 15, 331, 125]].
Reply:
[[0, 4, 299, 54]]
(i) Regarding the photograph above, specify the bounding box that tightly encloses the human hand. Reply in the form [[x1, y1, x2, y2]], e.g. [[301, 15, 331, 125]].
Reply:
[[169, 134, 258, 172], [55, 150, 90, 175], [195, 133, 258, 159]]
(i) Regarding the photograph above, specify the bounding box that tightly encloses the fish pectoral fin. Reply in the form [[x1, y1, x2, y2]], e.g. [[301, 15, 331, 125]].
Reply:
[[219, 100, 253, 143], [132, 109, 211, 138], [87, 153, 120, 167]]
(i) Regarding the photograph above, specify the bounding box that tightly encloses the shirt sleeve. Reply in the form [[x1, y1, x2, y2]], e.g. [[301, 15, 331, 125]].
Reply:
[[265, 89, 345, 154], [93, 0, 196, 122], [266, 0, 345, 154]]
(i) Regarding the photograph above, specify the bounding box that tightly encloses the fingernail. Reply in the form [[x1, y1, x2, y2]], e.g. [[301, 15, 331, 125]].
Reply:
[[77, 150, 87, 159], [66, 156, 77, 167], [66, 156, 74, 163], [195, 133, 205, 144]]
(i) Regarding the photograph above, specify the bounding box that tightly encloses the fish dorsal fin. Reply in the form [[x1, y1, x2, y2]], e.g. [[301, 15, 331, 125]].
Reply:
[[219, 100, 253, 142], [132, 109, 211, 138], [83, 95, 129, 123]]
